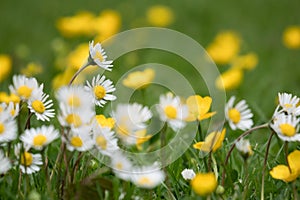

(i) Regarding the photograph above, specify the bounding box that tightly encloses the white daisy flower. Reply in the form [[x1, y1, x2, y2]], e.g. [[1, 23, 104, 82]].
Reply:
[[0, 114, 17, 143], [15, 144, 42, 174], [92, 121, 119, 156], [9, 75, 42, 101], [58, 103, 95, 128], [131, 164, 165, 189], [88, 41, 113, 71], [110, 151, 133, 181], [270, 113, 300, 142], [157, 92, 188, 131], [181, 168, 196, 180], [20, 125, 59, 150], [0, 102, 19, 119], [225, 96, 254, 131], [0, 150, 11, 174], [275, 92, 300, 116], [28, 90, 55, 121], [112, 103, 152, 145], [66, 127, 94, 152], [235, 138, 253, 156], [85, 75, 116, 107], [56, 85, 94, 111]]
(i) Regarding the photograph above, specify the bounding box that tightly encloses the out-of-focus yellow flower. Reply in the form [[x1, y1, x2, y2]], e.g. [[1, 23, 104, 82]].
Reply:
[[191, 172, 217, 196], [0, 55, 12, 82], [95, 115, 115, 129], [93, 10, 121, 42], [186, 95, 216, 121], [136, 129, 152, 150], [21, 62, 43, 76], [270, 150, 300, 182], [207, 31, 241, 65], [67, 43, 89, 70], [282, 26, 300, 49], [146, 5, 174, 27], [231, 53, 258, 70], [52, 67, 84, 90], [56, 11, 95, 37], [193, 128, 226, 152], [122, 68, 155, 90], [0, 92, 20, 104], [215, 68, 243, 91]]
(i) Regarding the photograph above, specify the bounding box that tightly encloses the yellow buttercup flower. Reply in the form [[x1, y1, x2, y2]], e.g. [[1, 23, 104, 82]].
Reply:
[[0, 55, 12, 82], [95, 115, 115, 129], [270, 150, 300, 182], [186, 95, 216, 121], [21, 62, 43, 76], [52, 67, 84, 90], [67, 43, 89, 70], [135, 129, 152, 150], [282, 26, 300, 49], [146, 5, 174, 27], [191, 172, 217, 196], [215, 68, 243, 91], [207, 31, 241, 65], [122, 68, 155, 90], [231, 53, 258, 71], [193, 128, 226, 152]]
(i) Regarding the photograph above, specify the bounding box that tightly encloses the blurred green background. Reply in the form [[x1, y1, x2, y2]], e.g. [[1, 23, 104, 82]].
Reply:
[[1, 0, 300, 118]]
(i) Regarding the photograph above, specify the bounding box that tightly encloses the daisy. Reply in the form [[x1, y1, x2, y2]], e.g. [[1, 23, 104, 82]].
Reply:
[[58, 103, 95, 128], [235, 138, 253, 157], [110, 151, 133, 181], [0, 150, 11, 174], [275, 92, 300, 116], [112, 103, 152, 145], [181, 168, 196, 180], [9, 75, 42, 101], [225, 96, 253, 131], [66, 127, 94, 152], [0, 102, 20, 119], [92, 122, 119, 156], [15, 144, 42, 174], [270, 113, 300, 141], [85, 75, 116, 107], [157, 92, 188, 131], [131, 164, 165, 189], [88, 41, 113, 71], [20, 125, 59, 150], [0, 114, 17, 143], [56, 85, 94, 111]]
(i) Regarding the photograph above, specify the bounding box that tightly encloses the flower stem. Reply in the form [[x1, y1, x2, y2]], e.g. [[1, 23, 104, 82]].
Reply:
[[222, 123, 269, 186], [68, 62, 90, 85], [284, 142, 291, 173], [261, 131, 274, 200], [242, 161, 249, 200]]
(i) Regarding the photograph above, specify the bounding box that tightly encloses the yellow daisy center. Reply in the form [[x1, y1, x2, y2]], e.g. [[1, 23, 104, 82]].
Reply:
[[66, 114, 82, 127], [279, 124, 296, 137], [96, 136, 107, 150], [11, 109, 15, 116], [17, 85, 32, 98], [138, 177, 152, 185], [164, 105, 177, 119], [284, 103, 293, 108], [21, 152, 33, 166], [33, 134, 47, 147], [0, 123, 5, 134], [228, 108, 241, 124], [68, 95, 81, 108], [116, 125, 130, 137], [32, 100, 45, 114], [116, 162, 123, 170], [0, 107, 3, 112], [95, 51, 104, 62], [70, 136, 83, 147], [94, 85, 106, 99]]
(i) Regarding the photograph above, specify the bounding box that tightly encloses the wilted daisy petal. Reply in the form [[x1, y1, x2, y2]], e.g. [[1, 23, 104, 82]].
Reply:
[[181, 168, 196, 180]]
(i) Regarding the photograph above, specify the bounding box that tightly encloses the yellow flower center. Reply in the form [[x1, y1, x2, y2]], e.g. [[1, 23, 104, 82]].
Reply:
[[0, 123, 5, 134], [66, 114, 82, 127], [284, 103, 293, 108], [68, 95, 81, 108], [33, 134, 47, 147], [95, 51, 104, 62], [17, 85, 32, 98], [21, 152, 33, 166], [94, 85, 106, 99], [96, 136, 107, 150], [280, 124, 296, 137], [228, 108, 241, 124], [164, 105, 177, 119], [32, 100, 45, 114], [137, 177, 152, 185], [70, 136, 83, 147], [11, 109, 15, 116], [0, 107, 3, 112], [116, 125, 130, 137], [116, 162, 123, 170]]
